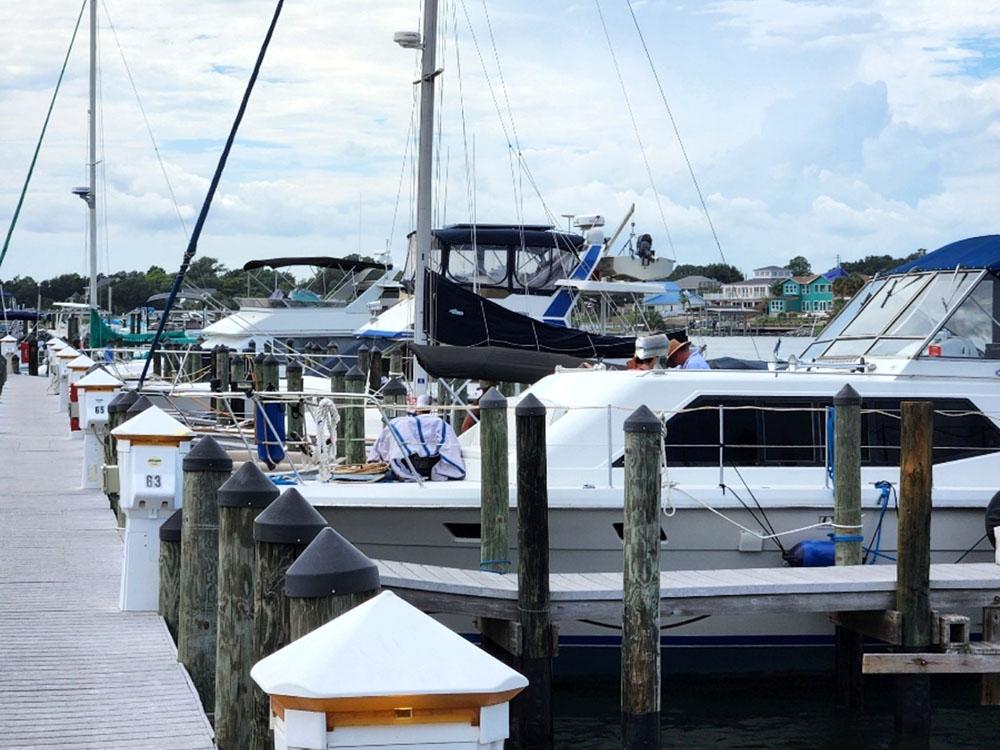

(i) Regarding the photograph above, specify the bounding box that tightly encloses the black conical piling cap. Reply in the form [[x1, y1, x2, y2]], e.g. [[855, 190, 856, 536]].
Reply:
[[254, 487, 328, 544], [370, 342, 382, 356], [255, 352, 266, 365], [479, 387, 507, 411], [218, 462, 280, 508], [515, 392, 545, 417], [834, 384, 861, 406], [382, 378, 407, 397], [357, 343, 370, 355], [624, 404, 662, 434], [159, 509, 183, 542], [125, 395, 154, 419], [286, 358, 303, 374], [306, 342, 319, 354], [344, 364, 364, 381], [108, 389, 139, 415], [284, 527, 380, 599], [331, 359, 348, 376], [264, 354, 280, 366], [182, 436, 233, 472]]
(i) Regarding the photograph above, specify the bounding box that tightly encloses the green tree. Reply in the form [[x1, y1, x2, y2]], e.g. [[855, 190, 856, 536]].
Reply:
[[787, 255, 811, 276], [669, 263, 744, 283], [832, 272, 866, 299]]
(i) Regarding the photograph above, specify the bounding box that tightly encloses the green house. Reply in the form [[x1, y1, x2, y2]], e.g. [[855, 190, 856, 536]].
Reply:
[[768, 275, 834, 315]]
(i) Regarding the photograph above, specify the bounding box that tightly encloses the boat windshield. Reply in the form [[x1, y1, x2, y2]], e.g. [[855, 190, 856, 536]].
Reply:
[[802, 269, 998, 361]]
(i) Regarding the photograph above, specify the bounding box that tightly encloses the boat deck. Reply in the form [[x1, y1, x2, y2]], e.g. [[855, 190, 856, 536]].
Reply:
[[0, 374, 213, 749], [377, 558, 1000, 621]]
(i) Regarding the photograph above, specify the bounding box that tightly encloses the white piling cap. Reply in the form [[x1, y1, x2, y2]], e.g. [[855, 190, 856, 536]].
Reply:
[[251, 591, 528, 700], [67, 354, 96, 370], [111, 404, 194, 442], [57, 347, 80, 359], [47, 338, 66, 349], [0, 334, 16, 343], [76, 368, 123, 389]]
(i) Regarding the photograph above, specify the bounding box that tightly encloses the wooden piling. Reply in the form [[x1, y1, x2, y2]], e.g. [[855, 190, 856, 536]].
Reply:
[[104, 390, 138, 516], [382, 377, 407, 418], [177, 436, 233, 717], [286, 526, 381, 641], [343, 365, 366, 465], [514, 393, 553, 749], [388, 347, 403, 379], [368, 343, 383, 392], [214, 345, 230, 424], [894, 400, 933, 741], [983, 606, 1000, 705], [833, 384, 865, 711], [251, 488, 328, 750], [285, 358, 304, 445], [158, 508, 183, 644], [622, 405, 662, 750], [26, 335, 38, 377], [479, 388, 509, 574], [356, 343, 370, 390], [214, 463, 280, 750]]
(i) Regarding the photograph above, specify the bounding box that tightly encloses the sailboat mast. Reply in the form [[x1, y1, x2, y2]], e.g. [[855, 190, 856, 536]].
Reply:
[[87, 0, 98, 311], [413, 0, 437, 350]]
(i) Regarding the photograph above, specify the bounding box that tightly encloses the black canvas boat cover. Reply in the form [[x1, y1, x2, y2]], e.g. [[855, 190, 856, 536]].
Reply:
[[425, 271, 671, 358], [243, 256, 389, 273], [411, 344, 588, 384]]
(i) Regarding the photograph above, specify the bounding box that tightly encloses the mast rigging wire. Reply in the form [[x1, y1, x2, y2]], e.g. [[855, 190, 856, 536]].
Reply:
[[0, 0, 87, 271], [138, 0, 285, 387], [594, 0, 676, 259], [624, 0, 727, 266]]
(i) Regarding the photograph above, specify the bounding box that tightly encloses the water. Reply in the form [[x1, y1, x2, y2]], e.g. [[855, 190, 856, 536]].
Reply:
[[553, 674, 998, 748]]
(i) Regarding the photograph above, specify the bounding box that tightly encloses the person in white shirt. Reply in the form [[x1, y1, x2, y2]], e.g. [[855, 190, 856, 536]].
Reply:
[[666, 338, 710, 370]]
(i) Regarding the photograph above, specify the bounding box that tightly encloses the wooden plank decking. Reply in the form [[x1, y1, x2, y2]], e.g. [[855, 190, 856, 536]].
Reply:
[[377, 560, 1000, 622], [0, 374, 213, 749]]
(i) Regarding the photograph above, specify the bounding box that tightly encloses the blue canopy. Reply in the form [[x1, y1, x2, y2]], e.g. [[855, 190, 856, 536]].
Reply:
[[823, 266, 848, 281], [890, 235, 1000, 274]]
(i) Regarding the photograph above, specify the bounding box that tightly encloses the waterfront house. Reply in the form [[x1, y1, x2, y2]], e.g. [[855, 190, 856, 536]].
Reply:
[[768, 274, 834, 315]]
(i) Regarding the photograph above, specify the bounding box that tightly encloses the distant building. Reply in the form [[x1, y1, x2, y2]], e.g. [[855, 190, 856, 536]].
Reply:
[[674, 275, 720, 294], [715, 276, 784, 309], [753, 265, 793, 280], [768, 275, 834, 315]]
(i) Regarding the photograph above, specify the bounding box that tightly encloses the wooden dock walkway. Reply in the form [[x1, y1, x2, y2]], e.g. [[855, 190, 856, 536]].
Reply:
[[0, 375, 213, 749], [377, 559, 1000, 621]]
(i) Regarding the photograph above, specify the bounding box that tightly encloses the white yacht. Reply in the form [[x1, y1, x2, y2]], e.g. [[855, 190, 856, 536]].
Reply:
[[200, 256, 399, 351], [294, 235, 1000, 657]]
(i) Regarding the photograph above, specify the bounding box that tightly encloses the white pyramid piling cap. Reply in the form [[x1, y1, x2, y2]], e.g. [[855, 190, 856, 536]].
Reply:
[[76, 368, 123, 390], [0, 334, 16, 343], [251, 590, 528, 700], [111, 404, 195, 442], [67, 354, 96, 370], [57, 347, 80, 359], [47, 338, 67, 349]]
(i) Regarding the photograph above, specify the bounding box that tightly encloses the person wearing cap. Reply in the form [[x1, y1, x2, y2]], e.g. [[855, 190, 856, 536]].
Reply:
[[628, 333, 668, 370], [666, 338, 710, 370]]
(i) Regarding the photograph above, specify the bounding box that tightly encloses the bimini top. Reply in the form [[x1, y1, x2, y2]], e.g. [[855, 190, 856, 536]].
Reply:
[[242, 256, 391, 273], [890, 235, 1000, 275], [432, 224, 583, 252]]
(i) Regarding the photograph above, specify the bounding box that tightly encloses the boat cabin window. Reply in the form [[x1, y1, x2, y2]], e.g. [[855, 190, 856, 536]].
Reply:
[[839, 274, 931, 338], [445, 245, 509, 286], [922, 276, 999, 359], [615, 396, 1000, 468]]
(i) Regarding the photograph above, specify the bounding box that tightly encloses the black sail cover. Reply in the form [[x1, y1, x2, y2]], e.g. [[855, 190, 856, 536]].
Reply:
[[425, 270, 657, 358]]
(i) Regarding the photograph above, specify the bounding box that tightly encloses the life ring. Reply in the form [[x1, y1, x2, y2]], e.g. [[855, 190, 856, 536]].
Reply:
[[986, 490, 1000, 549]]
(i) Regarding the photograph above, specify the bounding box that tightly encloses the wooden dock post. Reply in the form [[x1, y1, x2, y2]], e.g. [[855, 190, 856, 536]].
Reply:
[[833, 384, 865, 711], [177, 436, 233, 717], [479, 387, 510, 575], [285, 526, 381, 641], [214, 463, 280, 750], [514, 392, 553, 749], [894, 400, 933, 742], [158, 508, 183, 644], [369, 342, 383, 392], [382, 377, 407, 418], [343, 365, 366, 465], [104, 390, 138, 516], [285, 357, 304, 445], [983, 605, 1000, 705], [356, 343, 370, 389], [214, 345, 230, 424], [622, 405, 662, 750], [388, 346, 403, 379], [251, 487, 328, 750]]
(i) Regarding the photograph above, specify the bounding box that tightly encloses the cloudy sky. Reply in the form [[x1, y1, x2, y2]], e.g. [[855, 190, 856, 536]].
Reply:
[[2, 0, 1000, 283]]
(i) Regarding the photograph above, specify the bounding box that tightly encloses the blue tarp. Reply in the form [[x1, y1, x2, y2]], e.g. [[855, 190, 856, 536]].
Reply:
[[823, 266, 848, 281], [890, 235, 1000, 274]]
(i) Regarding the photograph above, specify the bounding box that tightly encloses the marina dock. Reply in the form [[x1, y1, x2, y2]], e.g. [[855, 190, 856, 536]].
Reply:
[[0, 374, 213, 750]]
